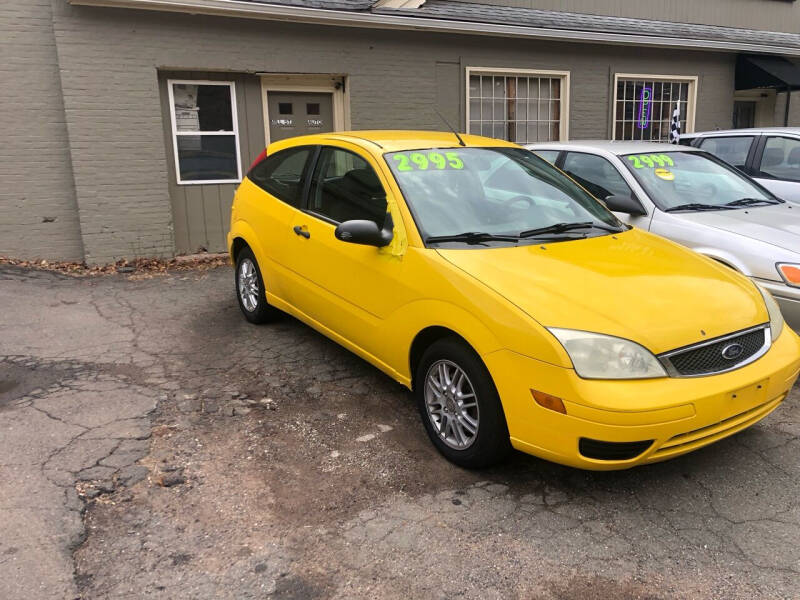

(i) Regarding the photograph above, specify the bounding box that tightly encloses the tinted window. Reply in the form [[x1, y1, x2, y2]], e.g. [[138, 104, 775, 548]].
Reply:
[[698, 136, 754, 169], [759, 136, 800, 182], [308, 148, 387, 226], [531, 150, 560, 163], [562, 152, 632, 199], [248, 146, 312, 207]]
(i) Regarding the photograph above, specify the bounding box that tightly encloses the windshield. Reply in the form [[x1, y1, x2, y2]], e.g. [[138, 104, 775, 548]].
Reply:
[[622, 151, 780, 211], [385, 147, 621, 244]]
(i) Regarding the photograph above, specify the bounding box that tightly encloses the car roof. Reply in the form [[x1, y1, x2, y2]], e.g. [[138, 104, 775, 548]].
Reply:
[[526, 140, 702, 155], [688, 127, 800, 137], [268, 130, 519, 153]]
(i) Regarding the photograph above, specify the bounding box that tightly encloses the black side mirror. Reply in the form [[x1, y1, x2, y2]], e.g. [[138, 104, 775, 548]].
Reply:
[[603, 195, 647, 216], [335, 213, 394, 247]]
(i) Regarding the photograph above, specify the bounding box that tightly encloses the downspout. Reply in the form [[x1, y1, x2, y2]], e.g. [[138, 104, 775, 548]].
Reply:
[[784, 86, 792, 126]]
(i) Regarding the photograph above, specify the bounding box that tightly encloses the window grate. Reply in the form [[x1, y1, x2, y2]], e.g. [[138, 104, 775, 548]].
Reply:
[[614, 77, 692, 142], [468, 73, 563, 144]]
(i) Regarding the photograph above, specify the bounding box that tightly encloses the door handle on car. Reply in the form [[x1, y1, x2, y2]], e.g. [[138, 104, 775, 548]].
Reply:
[[293, 225, 310, 239]]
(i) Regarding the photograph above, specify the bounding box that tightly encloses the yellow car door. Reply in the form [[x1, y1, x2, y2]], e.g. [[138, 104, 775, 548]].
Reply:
[[283, 143, 412, 360], [239, 145, 317, 300]]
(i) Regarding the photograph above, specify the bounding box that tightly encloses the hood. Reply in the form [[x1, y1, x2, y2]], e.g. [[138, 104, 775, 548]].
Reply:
[[681, 203, 800, 252], [437, 229, 768, 355]]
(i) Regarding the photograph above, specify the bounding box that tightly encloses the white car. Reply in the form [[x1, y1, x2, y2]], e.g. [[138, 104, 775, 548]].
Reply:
[[526, 141, 800, 330], [680, 128, 800, 203]]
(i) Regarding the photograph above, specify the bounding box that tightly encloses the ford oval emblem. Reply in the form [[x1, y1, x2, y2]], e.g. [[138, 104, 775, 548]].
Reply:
[[721, 343, 744, 361]]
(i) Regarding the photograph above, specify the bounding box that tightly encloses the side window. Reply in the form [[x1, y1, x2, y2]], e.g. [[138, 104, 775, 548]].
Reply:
[[698, 136, 754, 170], [561, 152, 632, 199], [308, 147, 388, 226], [532, 150, 560, 164], [247, 146, 312, 207], [758, 136, 800, 182]]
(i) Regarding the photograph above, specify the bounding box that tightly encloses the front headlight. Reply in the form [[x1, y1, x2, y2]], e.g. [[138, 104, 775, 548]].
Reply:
[[756, 284, 784, 341], [548, 328, 667, 380]]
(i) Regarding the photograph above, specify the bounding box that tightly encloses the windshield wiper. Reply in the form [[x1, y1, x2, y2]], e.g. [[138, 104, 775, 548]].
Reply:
[[664, 203, 736, 212], [425, 231, 520, 245], [724, 197, 783, 207], [518, 221, 623, 239]]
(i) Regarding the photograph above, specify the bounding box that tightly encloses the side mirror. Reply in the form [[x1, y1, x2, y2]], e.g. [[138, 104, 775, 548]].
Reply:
[[335, 213, 394, 247], [603, 195, 647, 216]]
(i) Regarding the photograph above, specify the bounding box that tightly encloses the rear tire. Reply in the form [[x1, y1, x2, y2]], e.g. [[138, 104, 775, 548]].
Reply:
[[415, 337, 511, 468], [235, 246, 280, 324]]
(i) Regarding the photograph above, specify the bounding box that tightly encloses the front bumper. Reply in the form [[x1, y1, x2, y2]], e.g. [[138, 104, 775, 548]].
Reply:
[[484, 326, 800, 470]]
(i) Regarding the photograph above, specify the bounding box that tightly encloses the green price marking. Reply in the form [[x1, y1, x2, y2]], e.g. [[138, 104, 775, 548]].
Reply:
[[627, 154, 674, 169], [393, 151, 464, 171]]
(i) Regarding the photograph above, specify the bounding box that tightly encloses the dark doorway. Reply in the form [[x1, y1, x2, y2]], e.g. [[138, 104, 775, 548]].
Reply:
[[733, 101, 756, 128]]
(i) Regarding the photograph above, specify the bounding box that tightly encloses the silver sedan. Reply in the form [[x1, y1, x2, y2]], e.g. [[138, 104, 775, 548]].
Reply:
[[526, 141, 800, 330]]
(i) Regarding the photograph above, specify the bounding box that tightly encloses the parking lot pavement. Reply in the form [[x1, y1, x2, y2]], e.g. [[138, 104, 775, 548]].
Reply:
[[0, 264, 798, 600]]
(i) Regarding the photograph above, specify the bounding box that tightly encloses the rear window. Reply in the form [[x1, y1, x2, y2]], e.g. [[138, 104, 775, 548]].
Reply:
[[248, 146, 313, 207]]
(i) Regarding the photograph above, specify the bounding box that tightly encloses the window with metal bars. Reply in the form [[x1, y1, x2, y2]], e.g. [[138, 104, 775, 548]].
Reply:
[[613, 77, 694, 142], [467, 72, 565, 143]]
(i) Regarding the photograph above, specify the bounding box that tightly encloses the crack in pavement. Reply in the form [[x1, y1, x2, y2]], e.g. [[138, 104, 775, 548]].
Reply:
[[1, 265, 799, 599]]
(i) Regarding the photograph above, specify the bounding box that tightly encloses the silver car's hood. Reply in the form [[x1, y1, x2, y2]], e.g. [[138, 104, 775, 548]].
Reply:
[[681, 203, 800, 250]]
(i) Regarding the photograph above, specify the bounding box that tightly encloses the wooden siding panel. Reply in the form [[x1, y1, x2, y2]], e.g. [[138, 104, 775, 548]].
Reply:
[[219, 184, 236, 247], [184, 184, 207, 253], [201, 185, 223, 252]]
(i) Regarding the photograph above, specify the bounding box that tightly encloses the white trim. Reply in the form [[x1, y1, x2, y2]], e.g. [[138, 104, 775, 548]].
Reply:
[[611, 73, 698, 141], [68, 0, 800, 56], [167, 79, 242, 185], [374, 0, 426, 8], [259, 74, 350, 148], [465, 67, 570, 142]]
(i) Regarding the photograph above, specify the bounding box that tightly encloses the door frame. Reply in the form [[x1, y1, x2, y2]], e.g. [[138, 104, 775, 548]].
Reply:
[[733, 89, 777, 128], [260, 74, 350, 146]]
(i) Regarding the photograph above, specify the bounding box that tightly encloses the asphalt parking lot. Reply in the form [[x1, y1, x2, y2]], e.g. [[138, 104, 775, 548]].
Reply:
[[1, 263, 798, 599]]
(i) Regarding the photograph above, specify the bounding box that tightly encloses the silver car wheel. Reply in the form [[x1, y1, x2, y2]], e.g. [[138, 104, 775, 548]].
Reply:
[[238, 258, 259, 312], [424, 359, 479, 450]]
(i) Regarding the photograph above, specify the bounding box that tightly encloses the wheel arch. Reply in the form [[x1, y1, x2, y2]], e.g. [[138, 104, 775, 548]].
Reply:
[[231, 237, 249, 263], [228, 220, 268, 269], [694, 247, 749, 275], [409, 326, 480, 392]]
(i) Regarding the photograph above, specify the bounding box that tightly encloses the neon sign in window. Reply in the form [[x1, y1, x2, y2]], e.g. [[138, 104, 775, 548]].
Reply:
[[637, 86, 653, 130]]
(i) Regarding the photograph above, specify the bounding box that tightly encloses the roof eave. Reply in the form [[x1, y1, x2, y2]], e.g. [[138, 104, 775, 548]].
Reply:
[[68, 0, 800, 56]]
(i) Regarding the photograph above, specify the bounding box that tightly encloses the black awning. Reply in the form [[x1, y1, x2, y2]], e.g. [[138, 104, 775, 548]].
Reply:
[[736, 55, 800, 91]]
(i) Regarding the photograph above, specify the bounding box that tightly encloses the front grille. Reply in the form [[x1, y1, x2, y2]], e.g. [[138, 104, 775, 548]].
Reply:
[[660, 326, 767, 377], [578, 438, 653, 461]]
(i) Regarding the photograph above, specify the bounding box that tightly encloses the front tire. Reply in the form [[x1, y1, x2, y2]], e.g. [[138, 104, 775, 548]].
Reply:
[[415, 337, 511, 468], [235, 246, 279, 324]]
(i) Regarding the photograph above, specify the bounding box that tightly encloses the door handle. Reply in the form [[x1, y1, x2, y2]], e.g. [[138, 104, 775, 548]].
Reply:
[[293, 225, 310, 239]]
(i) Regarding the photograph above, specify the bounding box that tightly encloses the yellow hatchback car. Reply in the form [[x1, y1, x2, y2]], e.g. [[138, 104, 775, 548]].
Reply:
[[227, 131, 800, 469]]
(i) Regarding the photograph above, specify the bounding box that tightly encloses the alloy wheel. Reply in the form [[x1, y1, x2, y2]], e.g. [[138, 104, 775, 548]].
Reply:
[[238, 258, 259, 312], [424, 359, 480, 450]]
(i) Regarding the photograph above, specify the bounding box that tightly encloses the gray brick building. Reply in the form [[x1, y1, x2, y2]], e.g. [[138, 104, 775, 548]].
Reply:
[[3, 0, 800, 263]]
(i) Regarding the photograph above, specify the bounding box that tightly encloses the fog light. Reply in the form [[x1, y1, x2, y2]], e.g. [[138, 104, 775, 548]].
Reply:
[[531, 389, 566, 414]]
